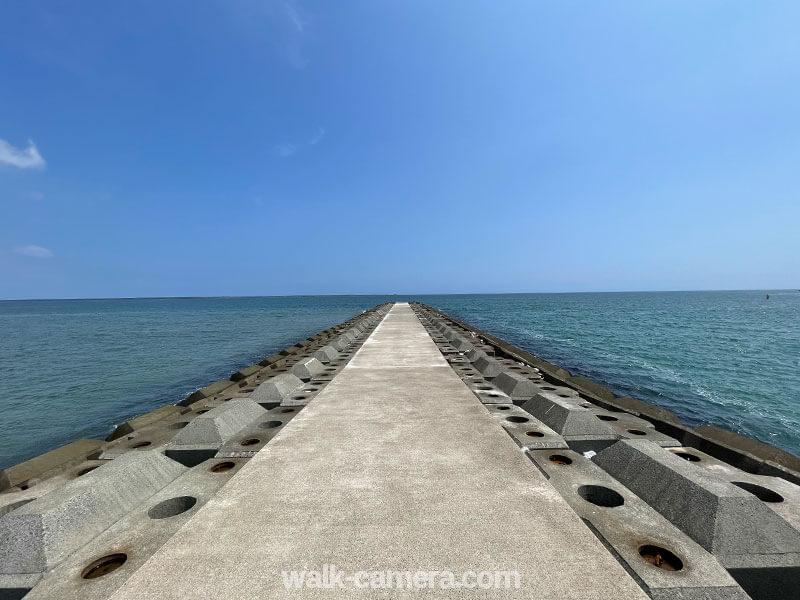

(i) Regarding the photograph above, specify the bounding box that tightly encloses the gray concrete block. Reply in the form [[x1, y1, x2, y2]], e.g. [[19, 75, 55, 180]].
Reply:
[[180, 379, 235, 406], [522, 392, 618, 440], [215, 406, 299, 458], [230, 364, 261, 382], [449, 335, 474, 352], [493, 371, 538, 399], [662, 446, 800, 537], [593, 440, 800, 561], [249, 373, 303, 406], [290, 357, 325, 381], [313, 345, 339, 364], [0, 451, 186, 575], [487, 404, 568, 450], [473, 353, 504, 378], [167, 399, 266, 447], [22, 458, 246, 600], [526, 448, 751, 600], [331, 335, 351, 351], [105, 406, 184, 442], [0, 439, 105, 492]]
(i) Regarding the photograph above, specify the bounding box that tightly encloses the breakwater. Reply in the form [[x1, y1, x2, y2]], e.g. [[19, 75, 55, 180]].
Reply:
[[1, 302, 798, 599]]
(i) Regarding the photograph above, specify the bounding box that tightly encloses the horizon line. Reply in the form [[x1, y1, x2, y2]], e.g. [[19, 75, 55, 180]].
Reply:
[[1, 288, 797, 302]]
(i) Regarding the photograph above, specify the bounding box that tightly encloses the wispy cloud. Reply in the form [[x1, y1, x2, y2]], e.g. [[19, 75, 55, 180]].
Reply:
[[308, 128, 325, 145], [13, 245, 54, 258], [274, 128, 326, 157], [0, 138, 46, 169], [275, 142, 301, 157], [283, 0, 306, 33], [281, 0, 310, 68]]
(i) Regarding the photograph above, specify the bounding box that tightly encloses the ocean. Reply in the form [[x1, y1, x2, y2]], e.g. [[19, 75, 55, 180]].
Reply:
[[0, 291, 797, 470]]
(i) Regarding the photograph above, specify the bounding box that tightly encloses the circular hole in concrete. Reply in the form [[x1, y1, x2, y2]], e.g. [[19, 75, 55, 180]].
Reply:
[[130, 441, 151, 448], [638, 545, 683, 571], [280, 408, 295, 413], [0, 499, 35, 517], [526, 431, 544, 438], [170, 421, 189, 429], [293, 395, 307, 401], [240, 438, 261, 446], [210, 461, 236, 473], [196, 410, 209, 414], [541, 386, 557, 391], [477, 386, 492, 390], [578, 485, 625, 507], [325, 368, 336, 372], [673, 451, 701, 462], [731, 481, 784, 503], [148, 496, 197, 519], [496, 406, 511, 411], [505, 416, 530, 424], [260, 421, 283, 429], [304, 388, 319, 392], [627, 429, 647, 436], [558, 394, 571, 398], [549, 454, 573, 465], [76, 466, 100, 477], [596, 415, 618, 422], [81, 553, 128, 579]]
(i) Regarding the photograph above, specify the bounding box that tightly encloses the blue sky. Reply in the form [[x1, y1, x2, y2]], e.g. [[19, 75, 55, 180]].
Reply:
[[1, 1, 799, 299]]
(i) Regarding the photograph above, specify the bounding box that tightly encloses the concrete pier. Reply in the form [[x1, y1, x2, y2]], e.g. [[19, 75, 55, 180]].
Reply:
[[4, 301, 799, 599], [107, 303, 647, 598]]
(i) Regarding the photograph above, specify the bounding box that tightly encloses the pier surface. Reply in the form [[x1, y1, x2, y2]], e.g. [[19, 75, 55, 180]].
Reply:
[[108, 304, 646, 598]]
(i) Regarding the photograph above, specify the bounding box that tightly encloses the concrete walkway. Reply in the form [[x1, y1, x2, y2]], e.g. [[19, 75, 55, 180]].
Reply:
[[110, 303, 646, 599]]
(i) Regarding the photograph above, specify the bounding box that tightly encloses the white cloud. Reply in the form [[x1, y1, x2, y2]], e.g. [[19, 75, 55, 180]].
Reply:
[[274, 142, 300, 157], [0, 138, 46, 169], [275, 128, 326, 158], [283, 1, 306, 33], [13, 245, 54, 258], [308, 128, 325, 145]]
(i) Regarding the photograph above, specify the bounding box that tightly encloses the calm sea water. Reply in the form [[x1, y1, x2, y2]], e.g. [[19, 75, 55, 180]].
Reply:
[[0, 291, 798, 470]]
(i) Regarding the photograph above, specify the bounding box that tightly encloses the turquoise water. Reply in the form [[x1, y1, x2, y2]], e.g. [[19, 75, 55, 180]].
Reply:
[[0, 291, 798, 470]]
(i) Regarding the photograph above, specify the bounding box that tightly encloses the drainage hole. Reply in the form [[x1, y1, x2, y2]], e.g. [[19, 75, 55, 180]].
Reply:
[[240, 438, 261, 446], [210, 461, 235, 473], [280, 408, 295, 413], [130, 441, 151, 448], [627, 429, 647, 436], [196, 410, 210, 414], [549, 454, 573, 465], [82, 553, 128, 579], [638, 545, 683, 571], [541, 387, 557, 391], [148, 496, 198, 519], [259, 421, 283, 429], [496, 406, 511, 411], [596, 415, 618, 422], [525, 431, 544, 438], [578, 485, 624, 507], [673, 451, 701, 462], [731, 481, 784, 503], [505, 416, 530, 423]]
